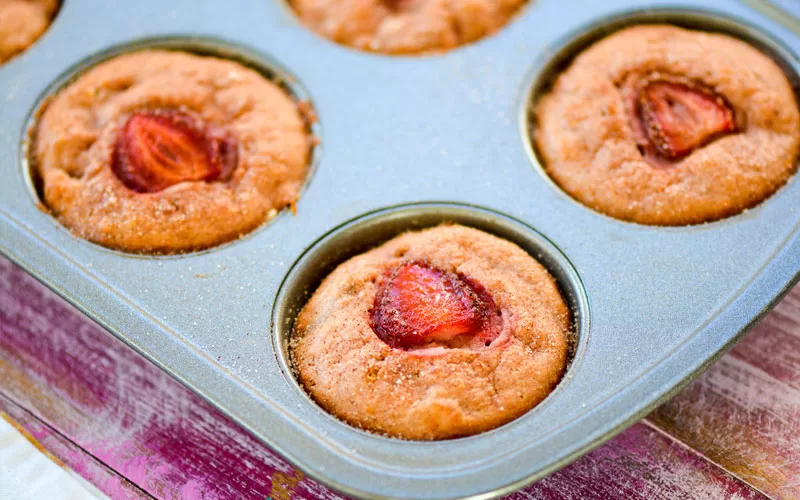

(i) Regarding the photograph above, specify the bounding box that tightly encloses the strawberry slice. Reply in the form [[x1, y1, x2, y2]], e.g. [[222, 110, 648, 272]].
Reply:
[[639, 79, 735, 160], [111, 110, 238, 193], [369, 262, 501, 350]]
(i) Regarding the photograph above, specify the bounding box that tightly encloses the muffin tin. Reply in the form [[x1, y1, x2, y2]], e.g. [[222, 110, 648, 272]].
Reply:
[[1, 0, 799, 498]]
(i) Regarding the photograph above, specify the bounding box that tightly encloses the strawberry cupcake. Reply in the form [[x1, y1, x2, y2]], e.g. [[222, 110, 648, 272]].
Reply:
[[290, 224, 570, 440], [33, 50, 312, 253], [290, 0, 527, 55], [0, 0, 59, 63], [533, 25, 800, 225]]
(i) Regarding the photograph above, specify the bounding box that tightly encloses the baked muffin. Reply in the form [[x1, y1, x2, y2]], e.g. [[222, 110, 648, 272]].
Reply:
[[290, 0, 526, 55], [290, 224, 570, 440], [0, 0, 58, 63], [34, 50, 311, 253], [533, 25, 800, 225]]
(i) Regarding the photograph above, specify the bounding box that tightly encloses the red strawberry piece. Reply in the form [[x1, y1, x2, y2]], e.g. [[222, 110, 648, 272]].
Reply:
[[369, 262, 502, 350], [638, 79, 735, 160], [111, 109, 238, 193]]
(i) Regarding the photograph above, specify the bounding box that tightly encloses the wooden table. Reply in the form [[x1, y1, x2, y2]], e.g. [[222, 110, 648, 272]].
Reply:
[[1, 255, 798, 499]]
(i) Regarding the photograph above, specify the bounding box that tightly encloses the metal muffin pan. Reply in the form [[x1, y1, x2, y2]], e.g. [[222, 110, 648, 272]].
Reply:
[[1, 0, 799, 498]]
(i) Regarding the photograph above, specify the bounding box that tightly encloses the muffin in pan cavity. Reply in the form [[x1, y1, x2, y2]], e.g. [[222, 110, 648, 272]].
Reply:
[[0, 0, 59, 63], [533, 25, 800, 226], [32, 49, 313, 254], [290, 224, 570, 440], [290, 0, 527, 55]]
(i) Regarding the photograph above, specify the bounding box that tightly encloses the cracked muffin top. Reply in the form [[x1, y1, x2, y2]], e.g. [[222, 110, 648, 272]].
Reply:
[[290, 0, 527, 55], [0, 0, 59, 63]]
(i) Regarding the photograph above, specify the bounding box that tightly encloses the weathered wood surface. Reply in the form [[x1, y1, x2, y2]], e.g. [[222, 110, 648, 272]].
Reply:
[[650, 289, 800, 499], [1, 254, 795, 499], [0, 257, 328, 500], [1, 394, 149, 500]]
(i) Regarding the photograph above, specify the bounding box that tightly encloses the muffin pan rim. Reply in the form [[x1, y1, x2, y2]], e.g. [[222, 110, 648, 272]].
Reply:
[[519, 6, 800, 228], [271, 201, 591, 443], [1, 0, 800, 498]]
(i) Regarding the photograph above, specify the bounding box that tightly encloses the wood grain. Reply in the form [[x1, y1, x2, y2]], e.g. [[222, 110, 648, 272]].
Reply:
[[0, 257, 337, 500], [509, 421, 764, 500], [0, 255, 789, 499], [649, 289, 800, 499], [0, 394, 150, 500]]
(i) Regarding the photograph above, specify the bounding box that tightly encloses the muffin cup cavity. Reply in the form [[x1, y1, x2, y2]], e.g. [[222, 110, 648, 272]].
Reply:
[[521, 8, 800, 226], [272, 202, 590, 439], [23, 36, 321, 258]]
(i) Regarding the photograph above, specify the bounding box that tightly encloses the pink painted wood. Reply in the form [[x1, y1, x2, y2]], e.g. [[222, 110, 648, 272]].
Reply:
[[1, 254, 795, 499], [650, 290, 800, 499], [1, 394, 150, 500]]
